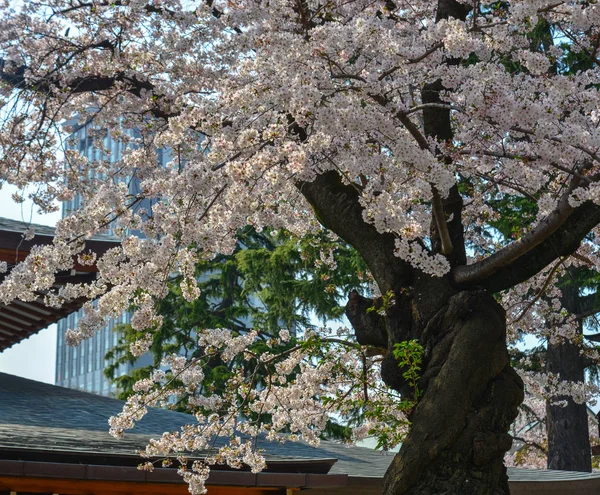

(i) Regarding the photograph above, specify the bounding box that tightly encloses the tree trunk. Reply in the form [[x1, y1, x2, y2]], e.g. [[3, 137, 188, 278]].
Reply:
[[546, 323, 591, 472], [544, 281, 592, 472], [382, 290, 524, 494]]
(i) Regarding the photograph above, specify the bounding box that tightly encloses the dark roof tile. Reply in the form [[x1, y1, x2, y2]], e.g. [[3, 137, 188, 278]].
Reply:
[[4, 373, 600, 483]]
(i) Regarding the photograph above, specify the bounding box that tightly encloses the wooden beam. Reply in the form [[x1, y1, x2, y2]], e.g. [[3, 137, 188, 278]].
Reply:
[[0, 306, 45, 326], [11, 301, 53, 317], [0, 320, 31, 333], [0, 247, 30, 264], [0, 477, 280, 495]]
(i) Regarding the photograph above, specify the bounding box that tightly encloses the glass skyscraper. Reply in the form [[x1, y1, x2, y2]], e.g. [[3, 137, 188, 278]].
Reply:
[[55, 120, 167, 395], [55, 311, 132, 395], [53, 122, 269, 396]]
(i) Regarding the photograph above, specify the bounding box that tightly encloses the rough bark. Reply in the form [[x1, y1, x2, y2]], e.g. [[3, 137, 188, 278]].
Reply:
[[545, 283, 591, 472], [383, 290, 524, 495], [546, 333, 591, 472], [345, 291, 388, 348], [376, 2, 527, 485]]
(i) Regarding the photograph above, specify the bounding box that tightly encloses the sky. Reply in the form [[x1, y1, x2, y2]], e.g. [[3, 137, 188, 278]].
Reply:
[[0, 185, 61, 384]]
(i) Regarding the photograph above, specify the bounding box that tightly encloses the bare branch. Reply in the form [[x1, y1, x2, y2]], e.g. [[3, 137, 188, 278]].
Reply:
[[404, 103, 456, 116], [378, 42, 445, 80], [510, 259, 562, 324], [511, 126, 600, 165]]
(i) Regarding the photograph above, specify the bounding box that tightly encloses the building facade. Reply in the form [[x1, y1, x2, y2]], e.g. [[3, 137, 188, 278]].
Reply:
[[55, 121, 167, 395], [55, 311, 132, 395], [54, 121, 273, 395]]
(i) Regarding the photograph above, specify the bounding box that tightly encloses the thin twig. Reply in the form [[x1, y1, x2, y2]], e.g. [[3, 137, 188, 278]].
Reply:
[[511, 259, 562, 324]]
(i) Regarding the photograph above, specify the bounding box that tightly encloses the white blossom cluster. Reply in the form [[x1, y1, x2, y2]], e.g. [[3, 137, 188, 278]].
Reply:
[[503, 258, 600, 468], [506, 371, 600, 470], [106, 328, 403, 493], [2, 0, 600, 490]]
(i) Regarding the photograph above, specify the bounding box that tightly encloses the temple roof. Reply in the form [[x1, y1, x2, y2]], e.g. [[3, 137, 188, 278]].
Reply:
[[3, 373, 600, 494], [0, 217, 119, 351]]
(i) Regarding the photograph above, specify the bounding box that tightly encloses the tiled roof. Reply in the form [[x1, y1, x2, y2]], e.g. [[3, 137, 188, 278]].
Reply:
[[0, 371, 190, 434], [0, 217, 117, 242], [0, 372, 391, 477], [3, 372, 600, 487]]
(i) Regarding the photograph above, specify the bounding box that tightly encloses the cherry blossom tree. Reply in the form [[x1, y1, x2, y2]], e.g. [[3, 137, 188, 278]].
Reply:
[[3, 0, 600, 493], [493, 197, 600, 472]]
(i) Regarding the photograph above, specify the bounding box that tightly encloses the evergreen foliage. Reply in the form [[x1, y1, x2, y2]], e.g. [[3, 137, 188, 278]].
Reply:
[[105, 227, 367, 437]]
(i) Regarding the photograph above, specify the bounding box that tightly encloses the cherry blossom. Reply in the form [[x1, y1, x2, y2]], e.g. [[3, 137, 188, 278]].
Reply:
[[3, 0, 600, 492]]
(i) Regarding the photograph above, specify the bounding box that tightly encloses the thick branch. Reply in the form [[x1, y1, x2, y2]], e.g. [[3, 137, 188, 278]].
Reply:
[[345, 290, 388, 348], [420, 79, 467, 266], [1, 61, 145, 94], [50, 0, 228, 25], [431, 187, 453, 255], [0, 61, 176, 121], [297, 171, 413, 292], [0, 0, 233, 108], [52, 1, 163, 16], [454, 201, 600, 293], [421, 0, 470, 265]]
